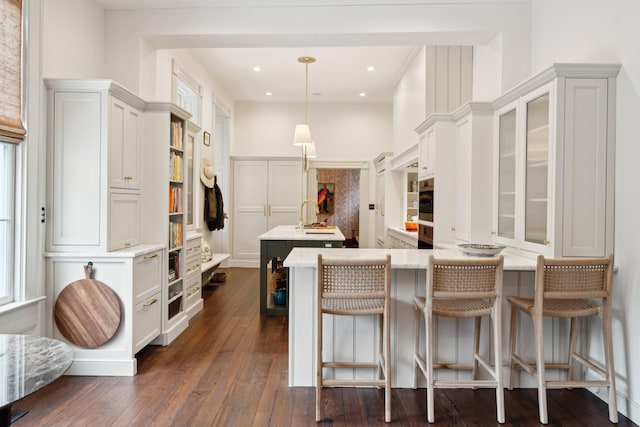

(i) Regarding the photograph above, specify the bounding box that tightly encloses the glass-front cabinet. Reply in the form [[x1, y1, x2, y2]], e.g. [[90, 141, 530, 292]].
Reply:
[[492, 64, 619, 258], [522, 87, 551, 252], [495, 105, 517, 245]]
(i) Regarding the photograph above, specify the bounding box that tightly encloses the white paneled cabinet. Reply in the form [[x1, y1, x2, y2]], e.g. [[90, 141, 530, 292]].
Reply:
[[45, 79, 145, 252], [109, 97, 142, 190], [492, 64, 620, 257], [415, 115, 456, 243], [184, 234, 203, 319], [46, 245, 164, 376], [451, 103, 494, 244], [232, 158, 302, 266]]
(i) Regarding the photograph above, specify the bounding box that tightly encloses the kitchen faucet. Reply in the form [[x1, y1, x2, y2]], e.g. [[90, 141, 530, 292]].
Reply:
[[300, 199, 319, 226]]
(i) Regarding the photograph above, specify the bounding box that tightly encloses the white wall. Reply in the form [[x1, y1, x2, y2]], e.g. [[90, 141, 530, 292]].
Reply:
[[234, 102, 392, 161], [530, 0, 640, 421], [42, 0, 104, 78], [102, 2, 532, 96]]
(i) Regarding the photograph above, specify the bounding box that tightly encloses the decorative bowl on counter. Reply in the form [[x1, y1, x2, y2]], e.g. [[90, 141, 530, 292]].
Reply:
[[404, 221, 418, 232], [458, 243, 506, 257]]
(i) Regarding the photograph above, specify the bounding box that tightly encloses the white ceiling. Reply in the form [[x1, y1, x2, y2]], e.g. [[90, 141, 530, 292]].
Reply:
[[94, 0, 508, 103]]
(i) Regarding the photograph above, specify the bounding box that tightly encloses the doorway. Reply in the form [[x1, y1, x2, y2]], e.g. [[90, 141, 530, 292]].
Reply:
[[315, 168, 360, 248]]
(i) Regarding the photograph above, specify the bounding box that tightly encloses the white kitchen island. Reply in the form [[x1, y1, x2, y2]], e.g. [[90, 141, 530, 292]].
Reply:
[[284, 246, 549, 388]]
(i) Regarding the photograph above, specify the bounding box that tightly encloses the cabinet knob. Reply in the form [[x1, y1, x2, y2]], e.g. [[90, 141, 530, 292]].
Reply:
[[422, 167, 427, 170], [451, 227, 456, 232], [491, 231, 497, 235], [543, 239, 550, 245]]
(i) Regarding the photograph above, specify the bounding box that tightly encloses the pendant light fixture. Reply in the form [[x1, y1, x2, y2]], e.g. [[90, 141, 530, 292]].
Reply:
[[293, 56, 316, 172]]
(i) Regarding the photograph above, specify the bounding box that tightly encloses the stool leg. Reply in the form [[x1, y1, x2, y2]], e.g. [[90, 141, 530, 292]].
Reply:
[[316, 312, 323, 422], [567, 317, 578, 382], [508, 304, 518, 390], [472, 316, 481, 382], [378, 313, 384, 381], [493, 305, 505, 423], [426, 312, 434, 423], [602, 301, 618, 423], [534, 311, 548, 424], [385, 310, 391, 422], [413, 303, 420, 389]]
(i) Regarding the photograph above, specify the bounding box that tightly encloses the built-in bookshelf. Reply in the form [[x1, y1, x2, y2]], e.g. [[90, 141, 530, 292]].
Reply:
[[143, 102, 191, 345]]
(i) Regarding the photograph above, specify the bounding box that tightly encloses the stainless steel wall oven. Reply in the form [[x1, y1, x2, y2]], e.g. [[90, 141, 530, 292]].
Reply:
[[418, 178, 434, 222]]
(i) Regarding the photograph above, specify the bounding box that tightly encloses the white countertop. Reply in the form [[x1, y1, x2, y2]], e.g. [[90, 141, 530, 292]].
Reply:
[[283, 243, 536, 271], [45, 243, 165, 258], [258, 225, 346, 242], [388, 226, 418, 241]]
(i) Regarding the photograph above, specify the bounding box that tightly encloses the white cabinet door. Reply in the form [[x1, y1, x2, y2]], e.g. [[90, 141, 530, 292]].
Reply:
[[109, 97, 142, 190], [49, 91, 103, 249], [267, 160, 302, 228], [418, 129, 435, 179], [375, 170, 385, 244], [109, 191, 141, 250], [454, 118, 471, 242], [232, 159, 302, 264], [233, 161, 269, 261]]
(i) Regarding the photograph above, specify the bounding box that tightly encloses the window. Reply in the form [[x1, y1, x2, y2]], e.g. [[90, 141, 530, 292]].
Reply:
[[172, 60, 202, 125], [0, 143, 15, 305], [0, 0, 23, 307]]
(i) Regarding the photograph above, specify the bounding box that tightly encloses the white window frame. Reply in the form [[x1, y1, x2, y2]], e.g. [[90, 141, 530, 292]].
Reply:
[[172, 59, 203, 126], [0, 143, 16, 306]]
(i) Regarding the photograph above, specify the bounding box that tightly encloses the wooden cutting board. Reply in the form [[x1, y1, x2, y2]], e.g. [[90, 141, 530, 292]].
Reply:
[[54, 263, 122, 348]]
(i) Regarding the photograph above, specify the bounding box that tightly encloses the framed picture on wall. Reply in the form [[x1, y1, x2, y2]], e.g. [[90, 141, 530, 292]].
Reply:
[[203, 131, 211, 146], [317, 183, 335, 214]]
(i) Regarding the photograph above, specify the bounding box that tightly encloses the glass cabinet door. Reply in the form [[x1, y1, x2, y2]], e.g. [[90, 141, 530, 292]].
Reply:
[[524, 93, 550, 245], [497, 108, 517, 240]]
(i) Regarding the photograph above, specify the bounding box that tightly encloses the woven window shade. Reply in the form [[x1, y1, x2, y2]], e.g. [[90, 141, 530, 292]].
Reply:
[[0, 0, 26, 141]]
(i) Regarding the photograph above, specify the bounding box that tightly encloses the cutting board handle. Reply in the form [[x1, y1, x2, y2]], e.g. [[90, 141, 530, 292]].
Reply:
[[84, 262, 93, 279]]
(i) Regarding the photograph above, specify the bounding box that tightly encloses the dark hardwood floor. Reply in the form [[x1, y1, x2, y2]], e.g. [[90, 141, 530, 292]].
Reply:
[[14, 267, 635, 426]]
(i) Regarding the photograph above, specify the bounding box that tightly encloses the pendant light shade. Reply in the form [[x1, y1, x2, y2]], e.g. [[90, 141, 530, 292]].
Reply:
[[293, 56, 316, 158], [293, 123, 313, 146]]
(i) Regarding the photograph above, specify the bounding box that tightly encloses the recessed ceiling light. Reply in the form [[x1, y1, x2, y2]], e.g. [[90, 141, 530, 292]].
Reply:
[[359, 92, 366, 97], [253, 66, 261, 72], [367, 66, 375, 71], [266, 92, 272, 96]]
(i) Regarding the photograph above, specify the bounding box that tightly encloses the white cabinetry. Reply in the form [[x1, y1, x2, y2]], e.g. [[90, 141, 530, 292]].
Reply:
[[404, 167, 418, 221], [184, 234, 203, 319], [46, 245, 164, 376], [143, 103, 191, 345], [386, 228, 417, 249], [45, 79, 145, 252], [415, 115, 456, 243], [492, 64, 620, 257], [232, 158, 302, 267], [374, 153, 392, 248], [451, 103, 494, 244]]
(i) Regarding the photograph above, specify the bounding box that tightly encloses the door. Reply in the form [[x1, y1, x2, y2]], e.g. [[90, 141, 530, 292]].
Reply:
[[233, 161, 269, 261], [267, 161, 302, 228]]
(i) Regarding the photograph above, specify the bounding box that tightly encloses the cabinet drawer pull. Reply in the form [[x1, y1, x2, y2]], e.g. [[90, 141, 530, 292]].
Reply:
[[143, 298, 158, 307], [144, 253, 159, 259], [186, 247, 193, 252]]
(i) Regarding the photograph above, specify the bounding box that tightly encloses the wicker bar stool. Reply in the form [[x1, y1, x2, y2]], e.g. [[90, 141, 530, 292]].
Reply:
[[507, 254, 617, 424], [316, 254, 392, 423], [413, 255, 505, 423]]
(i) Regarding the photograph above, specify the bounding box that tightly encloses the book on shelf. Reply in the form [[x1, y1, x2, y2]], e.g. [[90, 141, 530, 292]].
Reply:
[[170, 120, 183, 149], [168, 252, 180, 280], [168, 221, 183, 249], [169, 184, 182, 213], [169, 152, 183, 182]]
